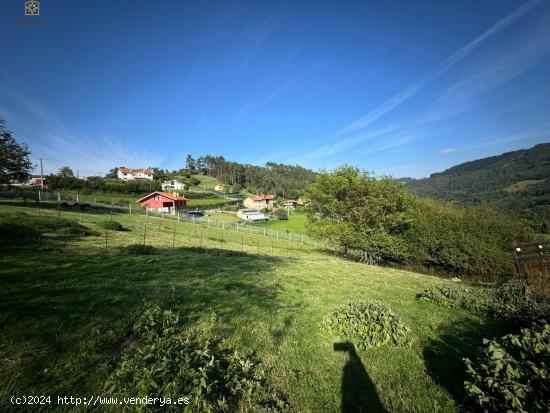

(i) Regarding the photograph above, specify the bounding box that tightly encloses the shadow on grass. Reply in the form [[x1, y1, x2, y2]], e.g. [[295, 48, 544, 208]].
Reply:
[[0, 244, 287, 399], [334, 342, 387, 413], [422, 317, 508, 401]]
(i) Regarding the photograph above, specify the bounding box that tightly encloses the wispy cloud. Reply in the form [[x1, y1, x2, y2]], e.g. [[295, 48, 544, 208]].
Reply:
[[2, 89, 162, 177], [340, 0, 541, 135], [234, 44, 312, 120], [285, 0, 543, 166], [439, 148, 456, 154]]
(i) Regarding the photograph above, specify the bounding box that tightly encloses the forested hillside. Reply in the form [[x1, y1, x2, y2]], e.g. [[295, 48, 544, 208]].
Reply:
[[403, 143, 550, 231], [185, 155, 317, 197]]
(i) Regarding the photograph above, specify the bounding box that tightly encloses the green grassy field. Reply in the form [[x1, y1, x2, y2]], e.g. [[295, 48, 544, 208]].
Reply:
[[0, 203, 507, 412], [255, 214, 308, 234]]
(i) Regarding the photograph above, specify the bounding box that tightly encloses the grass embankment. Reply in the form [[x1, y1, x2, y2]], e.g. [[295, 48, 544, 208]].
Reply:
[[33, 189, 239, 210], [0, 204, 507, 412]]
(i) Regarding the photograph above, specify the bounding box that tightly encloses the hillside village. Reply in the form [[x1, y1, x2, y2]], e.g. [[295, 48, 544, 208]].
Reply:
[[14, 163, 308, 226]]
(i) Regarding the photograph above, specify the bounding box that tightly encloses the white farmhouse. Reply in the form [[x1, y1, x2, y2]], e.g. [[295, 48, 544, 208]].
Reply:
[[117, 167, 154, 181], [161, 180, 187, 191]]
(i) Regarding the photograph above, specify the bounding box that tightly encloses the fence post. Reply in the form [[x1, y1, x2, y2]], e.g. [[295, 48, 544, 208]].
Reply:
[[94, 197, 97, 205], [57, 192, 61, 202], [76, 193, 79, 203], [129, 204, 132, 214], [172, 222, 176, 251], [177, 211, 180, 221], [38, 190, 41, 202], [236, 225, 239, 232], [222, 222, 225, 230]]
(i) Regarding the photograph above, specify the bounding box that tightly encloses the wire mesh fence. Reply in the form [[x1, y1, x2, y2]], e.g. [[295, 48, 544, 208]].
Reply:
[[1, 190, 335, 259]]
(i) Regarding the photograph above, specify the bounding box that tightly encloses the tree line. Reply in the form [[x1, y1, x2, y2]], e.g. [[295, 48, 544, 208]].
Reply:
[[306, 166, 535, 280], [182, 154, 318, 197]]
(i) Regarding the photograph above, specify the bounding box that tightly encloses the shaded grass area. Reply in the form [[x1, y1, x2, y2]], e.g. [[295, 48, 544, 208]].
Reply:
[[0, 204, 510, 412]]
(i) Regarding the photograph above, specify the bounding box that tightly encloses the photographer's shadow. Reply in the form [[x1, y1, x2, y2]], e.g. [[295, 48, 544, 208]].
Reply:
[[334, 342, 387, 413]]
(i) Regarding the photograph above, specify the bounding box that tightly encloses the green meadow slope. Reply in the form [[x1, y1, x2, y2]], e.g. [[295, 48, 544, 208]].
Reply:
[[0, 203, 507, 412]]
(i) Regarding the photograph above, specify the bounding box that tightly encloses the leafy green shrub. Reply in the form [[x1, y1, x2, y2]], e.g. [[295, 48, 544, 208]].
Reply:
[[325, 300, 410, 350], [99, 220, 124, 231], [275, 209, 288, 220], [125, 244, 156, 255], [464, 323, 550, 413], [495, 278, 550, 323], [417, 279, 550, 323], [132, 305, 180, 342], [106, 305, 292, 412], [417, 284, 497, 314]]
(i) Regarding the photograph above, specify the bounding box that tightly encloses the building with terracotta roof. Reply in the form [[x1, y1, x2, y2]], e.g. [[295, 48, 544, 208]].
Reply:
[[283, 199, 298, 209], [117, 167, 154, 181], [137, 191, 187, 215], [243, 194, 275, 210]]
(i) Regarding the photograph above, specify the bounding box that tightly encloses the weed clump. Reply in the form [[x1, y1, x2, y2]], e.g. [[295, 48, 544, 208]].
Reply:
[[417, 278, 550, 324], [106, 305, 293, 412], [325, 300, 410, 350], [125, 244, 156, 255], [464, 322, 550, 413], [99, 220, 124, 231]]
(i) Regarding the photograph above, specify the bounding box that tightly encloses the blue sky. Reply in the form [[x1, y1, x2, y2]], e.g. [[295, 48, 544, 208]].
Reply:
[[1, 0, 549, 178]]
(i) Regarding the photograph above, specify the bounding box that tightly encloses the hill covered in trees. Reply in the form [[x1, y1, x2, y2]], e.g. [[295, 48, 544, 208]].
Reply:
[[182, 155, 318, 197], [403, 143, 550, 231]]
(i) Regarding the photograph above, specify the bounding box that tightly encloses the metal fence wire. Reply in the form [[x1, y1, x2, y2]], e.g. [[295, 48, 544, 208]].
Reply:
[[0, 190, 329, 250]]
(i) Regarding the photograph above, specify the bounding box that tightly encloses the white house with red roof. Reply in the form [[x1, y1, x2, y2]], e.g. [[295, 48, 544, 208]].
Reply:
[[137, 191, 187, 215], [117, 167, 154, 181], [243, 194, 275, 210]]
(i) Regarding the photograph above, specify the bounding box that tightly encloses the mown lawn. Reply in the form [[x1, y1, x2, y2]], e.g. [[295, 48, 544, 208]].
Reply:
[[255, 214, 308, 234], [0, 204, 507, 412]]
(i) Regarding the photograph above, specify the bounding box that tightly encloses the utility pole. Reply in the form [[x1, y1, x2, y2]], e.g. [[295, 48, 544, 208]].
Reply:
[[39, 156, 47, 189]]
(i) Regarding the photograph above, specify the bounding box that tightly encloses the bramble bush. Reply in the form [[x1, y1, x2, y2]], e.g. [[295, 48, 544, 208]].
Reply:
[[417, 278, 550, 324], [106, 305, 292, 412], [325, 300, 410, 350], [464, 322, 550, 413]]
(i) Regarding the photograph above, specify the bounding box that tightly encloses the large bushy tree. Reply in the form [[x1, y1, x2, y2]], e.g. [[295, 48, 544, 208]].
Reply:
[[58, 166, 74, 177], [306, 166, 412, 262], [305, 165, 534, 279], [0, 119, 33, 185]]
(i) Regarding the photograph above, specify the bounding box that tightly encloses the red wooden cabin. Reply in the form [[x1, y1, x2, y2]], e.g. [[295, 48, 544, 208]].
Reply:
[[137, 191, 187, 215]]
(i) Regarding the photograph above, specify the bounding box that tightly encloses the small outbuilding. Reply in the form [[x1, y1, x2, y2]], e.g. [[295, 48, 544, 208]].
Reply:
[[137, 191, 187, 215], [237, 208, 269, 222]]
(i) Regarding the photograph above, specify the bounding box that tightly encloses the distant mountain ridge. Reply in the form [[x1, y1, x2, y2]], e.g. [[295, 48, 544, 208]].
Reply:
[[403, 143, 550, 230]]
